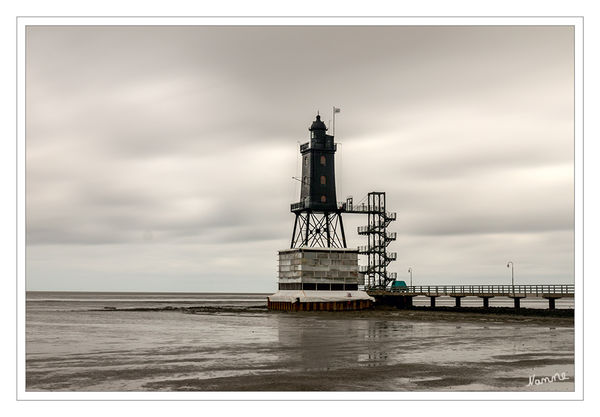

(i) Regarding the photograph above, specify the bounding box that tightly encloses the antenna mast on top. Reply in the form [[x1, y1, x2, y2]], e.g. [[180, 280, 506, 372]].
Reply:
[[332, 106, 341, 136]]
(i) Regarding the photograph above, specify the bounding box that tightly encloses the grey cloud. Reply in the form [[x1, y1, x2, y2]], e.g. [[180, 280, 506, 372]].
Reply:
[[25, 25, 575, 291], [398, 210, 573, 237]]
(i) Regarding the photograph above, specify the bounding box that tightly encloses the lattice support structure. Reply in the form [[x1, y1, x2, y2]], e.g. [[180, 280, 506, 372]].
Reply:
[[290, 210, 347, 248]]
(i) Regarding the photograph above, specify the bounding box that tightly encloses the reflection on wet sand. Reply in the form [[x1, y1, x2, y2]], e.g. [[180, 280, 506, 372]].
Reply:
[[270, 312, 573, 391], [26, 292, 574, 392]]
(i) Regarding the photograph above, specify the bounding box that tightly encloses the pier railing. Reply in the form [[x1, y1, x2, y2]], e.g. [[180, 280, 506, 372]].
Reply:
[[387, 284, 574, 297]]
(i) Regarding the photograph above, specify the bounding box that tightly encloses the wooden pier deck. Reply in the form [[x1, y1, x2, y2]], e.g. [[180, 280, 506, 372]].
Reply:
[[368, 284, 574, 310]]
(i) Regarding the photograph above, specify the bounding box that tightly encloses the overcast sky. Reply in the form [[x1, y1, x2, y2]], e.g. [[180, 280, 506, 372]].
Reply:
[[25, 25, 574, 292]]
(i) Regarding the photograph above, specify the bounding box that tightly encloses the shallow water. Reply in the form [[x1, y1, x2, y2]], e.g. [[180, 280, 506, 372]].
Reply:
[[26, 292, 574, 392]]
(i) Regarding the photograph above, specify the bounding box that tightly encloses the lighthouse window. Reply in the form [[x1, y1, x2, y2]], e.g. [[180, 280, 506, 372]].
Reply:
[[304, 156, 308, 167], [320, 176, 326, 185], [320, 155, 326, 166], [321, 195, 327, 203]]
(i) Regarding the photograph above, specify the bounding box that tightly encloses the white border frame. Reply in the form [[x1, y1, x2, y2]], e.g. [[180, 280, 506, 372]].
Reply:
[[16, 16, 584, 401]]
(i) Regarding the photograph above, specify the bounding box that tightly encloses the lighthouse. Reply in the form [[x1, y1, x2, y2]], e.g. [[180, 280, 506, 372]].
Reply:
[[290, 114, 346, 248], [267, 113, 374, 311]]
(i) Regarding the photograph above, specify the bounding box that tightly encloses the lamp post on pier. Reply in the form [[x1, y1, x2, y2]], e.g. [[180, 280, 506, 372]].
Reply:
[[408, 267, 413, 288], [507, 261, 514, 295]]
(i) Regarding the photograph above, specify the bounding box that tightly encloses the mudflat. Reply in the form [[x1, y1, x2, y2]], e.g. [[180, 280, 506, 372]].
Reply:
[[27, 294, 574, 392]]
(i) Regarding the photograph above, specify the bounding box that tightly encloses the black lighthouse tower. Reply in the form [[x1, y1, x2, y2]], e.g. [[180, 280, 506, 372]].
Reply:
[[290, 114, 346, 248]]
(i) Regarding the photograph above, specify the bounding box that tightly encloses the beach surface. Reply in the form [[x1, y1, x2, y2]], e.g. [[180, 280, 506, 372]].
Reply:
[[26, 292, 574, 392]]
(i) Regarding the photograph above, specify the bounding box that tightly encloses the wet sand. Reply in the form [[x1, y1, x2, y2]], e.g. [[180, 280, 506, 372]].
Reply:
[[144, 307, 574, 391], [143, 358, 573, 392], [27, 300, 574, 392]]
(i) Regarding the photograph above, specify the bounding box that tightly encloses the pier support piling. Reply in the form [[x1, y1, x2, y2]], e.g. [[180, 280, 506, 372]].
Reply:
[[453, 296, 464, 307], [479, 296, 493, 308], [509, 297, 524, 309], [429, 296, 438, 307], [545, 297, 560, 310]]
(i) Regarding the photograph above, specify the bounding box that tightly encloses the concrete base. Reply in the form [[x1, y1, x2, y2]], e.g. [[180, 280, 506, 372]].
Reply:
[[267, 290, 374, 311], [267, 299, 373, 311]]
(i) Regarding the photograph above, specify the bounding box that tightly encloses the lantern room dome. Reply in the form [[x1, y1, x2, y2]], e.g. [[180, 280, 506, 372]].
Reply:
[[309, 114, 327, 131]]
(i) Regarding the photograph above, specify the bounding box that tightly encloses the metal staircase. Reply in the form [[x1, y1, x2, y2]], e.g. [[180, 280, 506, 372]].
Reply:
[[354, 192, 397, 289]]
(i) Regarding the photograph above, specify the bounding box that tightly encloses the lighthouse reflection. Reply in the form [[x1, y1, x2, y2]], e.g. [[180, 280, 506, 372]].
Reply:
[[274, 314, 411, 371]]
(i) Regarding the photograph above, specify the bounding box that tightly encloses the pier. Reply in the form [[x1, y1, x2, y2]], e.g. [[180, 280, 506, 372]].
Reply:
[[368, 284, 574, 310]]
